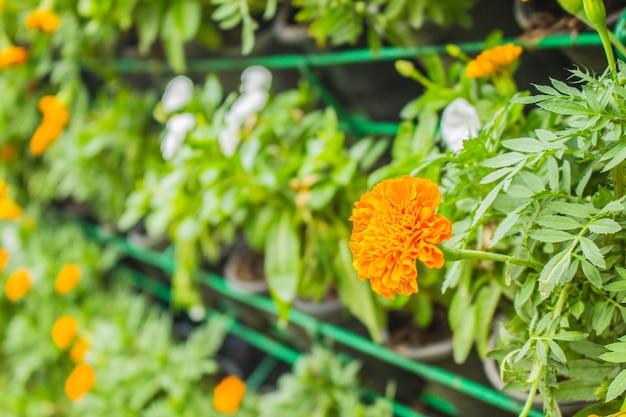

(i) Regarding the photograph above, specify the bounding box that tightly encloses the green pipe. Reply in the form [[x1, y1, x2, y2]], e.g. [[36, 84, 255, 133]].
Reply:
[[104, 33, 622, 75], [245, 355, 280, 392], [85, 223, 542, 417]]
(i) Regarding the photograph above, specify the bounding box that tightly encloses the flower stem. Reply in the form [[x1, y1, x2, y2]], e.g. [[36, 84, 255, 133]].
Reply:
[[519, 363, 542, 417], [440, 245, 538, 269]]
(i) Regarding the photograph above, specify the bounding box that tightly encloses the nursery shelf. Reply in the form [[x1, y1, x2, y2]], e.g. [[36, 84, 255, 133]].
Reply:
[[79, 221, 545, 417]]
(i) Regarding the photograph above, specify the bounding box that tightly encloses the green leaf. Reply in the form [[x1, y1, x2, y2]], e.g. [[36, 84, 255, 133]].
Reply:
[[480, 167, 512, 184], [265, 212, 301, 322], [580, 258, 603, 289], [474, 282, 501, 358], [501, 138, 549, 153], [537, 99, 592, 115], [452, 303, 476, 364], [490, 203, 528, 247], [604, 280, 626, 291], [534, 215, 582, 231], [588, 218, 621, 234], [606, 369, 626, 401], [538, 248, 572, 299], [592, 301, 613, 335], [481, 152, 527, 168], [579, 236, 606, 269], [547, 339, 567, 363], [471, 181, 504, 227], [601, 141, 626, 172], [528, 229, 575, 243], [546, 201, 597, 218], [551, 331, 587, 341]]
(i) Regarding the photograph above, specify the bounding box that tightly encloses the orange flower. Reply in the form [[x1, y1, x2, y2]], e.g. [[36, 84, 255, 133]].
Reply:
[[0, 180, 8, 199], [51, 315, 78, 349], [349, 176, 452, 299], [213, 375, 246, 414], [30, 95, 69, 155], [0, 198, 23, 220], [25, 9, 61, 33], [65, 363, 95, 401], [5, 268, 32, 301], [466, 43, 523, 79], [0, 45, 28, 68], [54, 263, 81, 295], [0, 248, 8, 272], [70, 336, 90, 363]]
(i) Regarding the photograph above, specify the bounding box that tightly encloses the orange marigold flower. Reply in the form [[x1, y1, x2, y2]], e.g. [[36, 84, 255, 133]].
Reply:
[[466, 43, 523, 79], [25, 9, 61, 33], [30, 95, 69, 156], [0, 198, 23, 220], [70, 336, 90, 363], [51, 315, 78, 349], [348, 176, 452, 299], [213, 375, 246, 414], [65, 363, 95, 402], [54, 263, 81, 295], [0, 248, 8, 273], [0, 180, 8, 199], [5, 268, 32, 301], [0, 45, 28, 68]]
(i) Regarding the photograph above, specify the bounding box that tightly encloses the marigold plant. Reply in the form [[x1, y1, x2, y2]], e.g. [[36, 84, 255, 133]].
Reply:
[[349, 176, 452, 299], [213, 375, 246, 414], [51, 315, 78, 349], [465, 43, 523, 79], [54, 263, 81, 295], [25, 9, 61, 33], [4, 267, 31, 301], [0, 45, 28, 68], [65, 362, 95, 402]]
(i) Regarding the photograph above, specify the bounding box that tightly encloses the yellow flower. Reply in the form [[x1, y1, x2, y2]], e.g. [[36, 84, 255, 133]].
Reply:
[[65, 363, 95, 402], [0, 198, 23, 220], [51, 315, 78, 349], [349, 176, 452, 299], [0, 180, 8, 199], [0, 248, 8, 273], [70, 336, 90, 363], [54, 263, 81, 295], [466, 43, 523, 79], [5, 268, 32, 301], [0, 45, 28, 68], [213, 375, 246, 414], [25, 9, 61, 33]]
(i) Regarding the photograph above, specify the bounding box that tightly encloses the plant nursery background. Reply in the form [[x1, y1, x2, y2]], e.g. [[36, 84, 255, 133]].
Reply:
[[2, 0, 626, 416]]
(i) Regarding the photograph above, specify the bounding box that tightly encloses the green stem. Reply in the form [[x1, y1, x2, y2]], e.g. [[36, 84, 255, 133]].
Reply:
[[519, 363, 543, 417], [440, 245, 538, 269], [553, 284, 569, 318]]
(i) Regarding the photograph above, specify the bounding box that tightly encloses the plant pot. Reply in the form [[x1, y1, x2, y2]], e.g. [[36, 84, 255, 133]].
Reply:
[[286, 294, 346, 350], [223, 244, 274, 330]]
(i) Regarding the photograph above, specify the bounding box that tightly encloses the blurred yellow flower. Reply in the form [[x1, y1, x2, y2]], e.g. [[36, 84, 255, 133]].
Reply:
[[25, 9, 61, 33], [0, 248, 8, 273], [65, 363, 95, 402], [213, 375, 246, 414], [5, 268, 32, 301], [466, 43, 523, 79], [0, 198, 23, 220], [70, 336, 90, 363], [54, 263, 81, 295], [30, 95, 69, 156], [51, 315, 78, 349], [349, 176, 452, 299], [0, 46, 28, 68]]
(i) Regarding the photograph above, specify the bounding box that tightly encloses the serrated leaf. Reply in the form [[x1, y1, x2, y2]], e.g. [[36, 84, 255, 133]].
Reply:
[[482, 152, 527, 168], [528, 229, 575, 243], [588, 218, 621, 234], [547, 339, 567, 363], [579, 236, 606, 268], [471, 182, 504, 227], [546, 201, 597, 218], [539, 248, 572, 299], [534, 215, 582, 231], [480, 167, 512, 184], [606, 369, 626, 401], [580, 258, 603, 289], [501, 138, 547, 153]]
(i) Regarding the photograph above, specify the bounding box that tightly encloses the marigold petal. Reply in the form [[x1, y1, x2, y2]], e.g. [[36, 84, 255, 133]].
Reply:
[[5, 268, 31, 301], [51, 315, 78, 349], [0, 46, 28, 68], [25, 9, 60, 33], [213, 375, 246, 414], [0, 248, 8, 273], [65, 363, 95, 401]]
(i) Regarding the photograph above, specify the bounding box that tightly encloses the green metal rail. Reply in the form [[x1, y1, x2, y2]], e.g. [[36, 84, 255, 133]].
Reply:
[[83, 222, 544, 417]]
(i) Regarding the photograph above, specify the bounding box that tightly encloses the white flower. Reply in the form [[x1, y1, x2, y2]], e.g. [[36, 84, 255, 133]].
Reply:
[[241, 65, 272, 93], [161, 113, 196, 160], [218, 123, 241, 157], [227, 90, 269, 125], [162, 75, 194, 113], [440, 98, 481, 152]]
